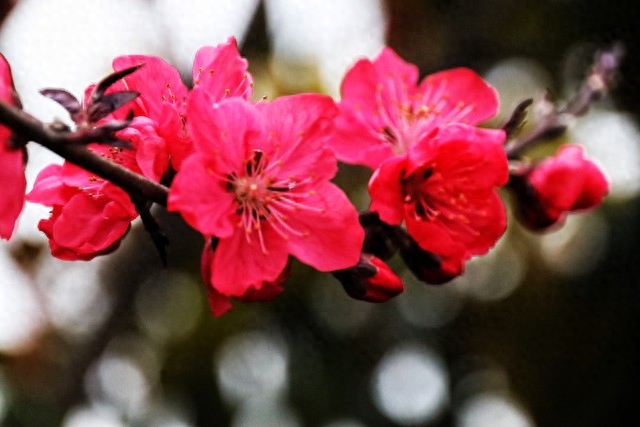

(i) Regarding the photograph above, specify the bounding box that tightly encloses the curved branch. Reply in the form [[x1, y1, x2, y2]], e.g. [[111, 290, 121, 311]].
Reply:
[[0, 100, 169, 207]]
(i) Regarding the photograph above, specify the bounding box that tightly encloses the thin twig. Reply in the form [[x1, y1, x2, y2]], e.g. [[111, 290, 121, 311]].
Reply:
[[133, 198, 169, 266], [0, 100, 169, 207], [504, 43, 624, 159]]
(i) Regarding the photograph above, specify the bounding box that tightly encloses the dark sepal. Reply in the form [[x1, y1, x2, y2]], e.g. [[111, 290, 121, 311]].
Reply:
[[333, 256, 378, 301], [92, 63, 144, 102], [395, 228, 459, 285], [333, 253, 404, 302], [87, 90, 140, 124], [359, 210, 401, 260], [507, 172, 557, 230], [39, 88, 82, 122], [502, 98, 532, 139]]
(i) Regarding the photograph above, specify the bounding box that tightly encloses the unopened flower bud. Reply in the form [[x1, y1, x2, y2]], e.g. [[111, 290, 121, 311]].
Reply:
[[333, 254, 404, 302], [509, 144, 608, 231], [359, 211, 400, 260], [398, 233, 463, 285]]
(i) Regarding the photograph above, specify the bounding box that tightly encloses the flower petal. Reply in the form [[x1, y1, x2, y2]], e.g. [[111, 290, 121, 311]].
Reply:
[[26, 164, 69, 206], [186, 93, 263, 171], [417, 67, 500, 127], [0, 143, 25, 239], [167, 155, 236, 238], [258, 94, 338, 182], [368, 155, 407, 226], [212, 225, 289, 297], [117, 116, 170, 182], [192, 36, 253, 101], [404, 214, 467, 265], [574, 160, 608, 210], [0, 54, 25, 239], [50, 192, 132, 256], [284, 182, 363, 272], [332, 48, 420, 168], [112, 54, 187, 120], [332, 113, 396, 168], [410, 124, 508, 188]]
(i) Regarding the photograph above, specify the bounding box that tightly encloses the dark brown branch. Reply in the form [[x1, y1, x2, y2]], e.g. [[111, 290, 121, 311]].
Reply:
[[133, 198, 169, 266], [504, 93, 567, 159], [505, 43, 624, 159], [0, 100, 169, 207]]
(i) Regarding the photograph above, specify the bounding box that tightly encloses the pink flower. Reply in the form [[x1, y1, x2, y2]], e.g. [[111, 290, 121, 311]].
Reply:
[[112, 36, 253, 170], [511, 144, 608, 230], [168, 92, 364, 297], [369, 124, 508, 282], [201, 238, 287, 317], [330, 47, 499, 169], [0, 53, 26, 240], [27, 145, 140, 260]]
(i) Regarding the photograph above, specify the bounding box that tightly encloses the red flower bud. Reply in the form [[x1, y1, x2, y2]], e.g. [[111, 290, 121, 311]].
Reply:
[[333, 254, 404, 303], [397, 232, 463, 285], [511, 144, 608, 230]]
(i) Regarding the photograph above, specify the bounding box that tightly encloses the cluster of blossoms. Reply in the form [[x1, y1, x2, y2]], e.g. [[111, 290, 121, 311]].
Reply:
[[0, 39, 610, 316]]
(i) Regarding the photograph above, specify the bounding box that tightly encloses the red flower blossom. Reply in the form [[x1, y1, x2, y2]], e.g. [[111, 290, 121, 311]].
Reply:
[[0, 53, 26, 240], [330, 47, 499, 169], [27, 145, 141, 260], [201, 239, 287, 317], [112, 36, 253, 170], [512, 144, 608, 230], [168, 93, 364, 297], [334, 254, 404, 302], [369, 124, 508, 282]]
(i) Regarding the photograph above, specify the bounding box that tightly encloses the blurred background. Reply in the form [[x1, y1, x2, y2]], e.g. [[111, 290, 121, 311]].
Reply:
[[1, 0, 640, 426]]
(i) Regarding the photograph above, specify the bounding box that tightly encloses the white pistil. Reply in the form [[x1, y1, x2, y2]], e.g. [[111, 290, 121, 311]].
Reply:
[[271, 195, 324, 213], [266, 207, 303, 239], [229, 150, 320, 253], [427, 79, 447, 106], [220, 74, 252, 99], [352, 106, 390, 143], [375, 86, 401, 140], [440, 103, 474, 123]]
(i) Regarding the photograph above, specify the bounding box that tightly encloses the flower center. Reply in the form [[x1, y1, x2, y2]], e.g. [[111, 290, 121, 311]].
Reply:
[[223, 147, 327, 254], [372, 78, 476, 155], [401, 164, 438, 220], [225, 149, 312, 253], [401, 163, 476, 236], [226, 150, 279, 220]]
